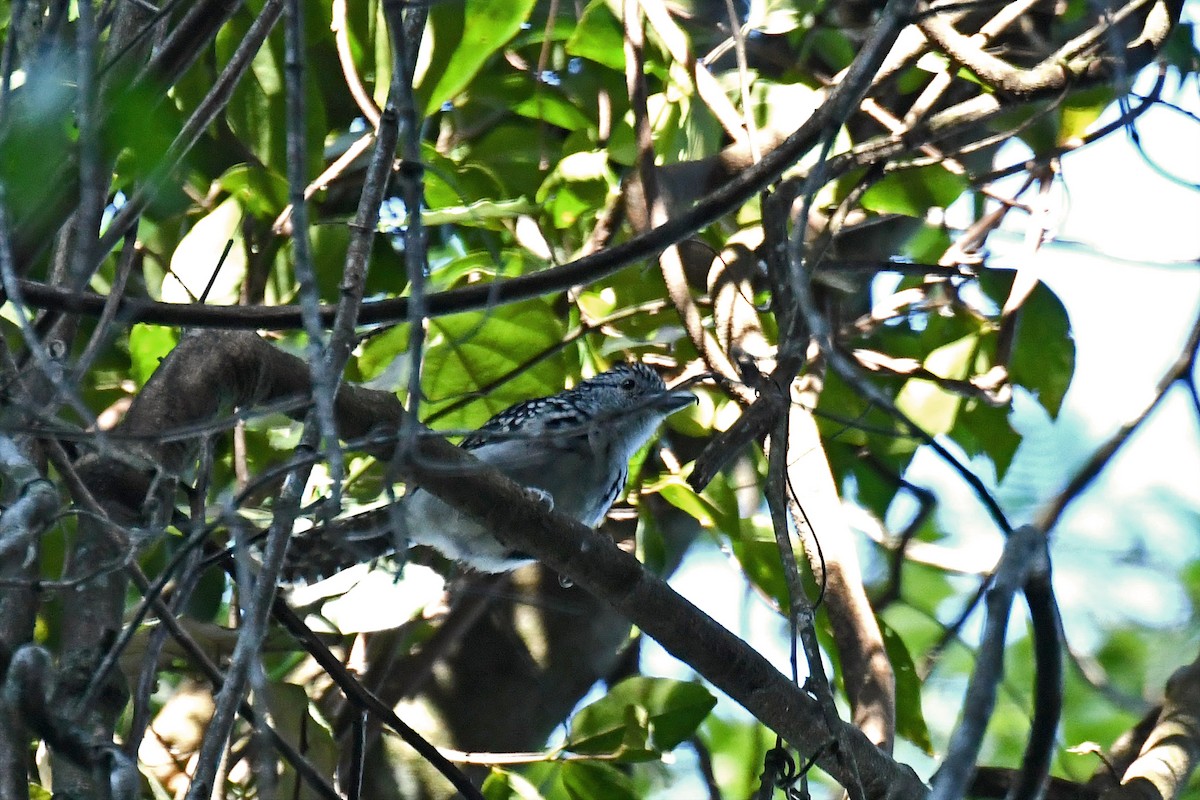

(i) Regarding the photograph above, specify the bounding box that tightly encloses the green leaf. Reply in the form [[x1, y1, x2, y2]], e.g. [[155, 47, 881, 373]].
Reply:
[[730, 519, 792, 612], [216, 164, 289, 218], [422, 298, 569, 432], [482, 769, 549, 800], [953, 399, 1021, 480], [861, 165, 968, 217], [1058, 86, 1115, 145], [482, 767, 549, 796], [566, 1, 626, 71], [128, 325, 179, 388], [806, 28, 856, 72], [561, 762, 636, 800], [980, 273, 1075, 418], [357, 323, 412, 383], [219, 8, 326, 175], [1161, 21, 1199, 76], [415, 0, 538, 116], [265, 682, 338, 800], [699, 717, 773, 800], [566, 677, 717, 758], [420, 197, 538, 228], [903, 223, 954, 263], [164, 197, 246, 305], [895, 334, 979, 435], [655, 474, 740, 541], [748, 0, 807, 35], [879, 617, 933, 753]]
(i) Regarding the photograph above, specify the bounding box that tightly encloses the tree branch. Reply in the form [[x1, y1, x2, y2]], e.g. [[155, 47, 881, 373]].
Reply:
[[1100, 652, 1200, 800]]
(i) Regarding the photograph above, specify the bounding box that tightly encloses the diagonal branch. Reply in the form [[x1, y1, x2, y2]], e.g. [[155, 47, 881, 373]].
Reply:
[[1035, 308, 1200, 532], [1100, 652, 1200, 800], [918, 0, 1178, 97]]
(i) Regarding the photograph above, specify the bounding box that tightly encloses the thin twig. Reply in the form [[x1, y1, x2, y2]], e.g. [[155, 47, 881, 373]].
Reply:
[[1035, 307, 1200, 532]]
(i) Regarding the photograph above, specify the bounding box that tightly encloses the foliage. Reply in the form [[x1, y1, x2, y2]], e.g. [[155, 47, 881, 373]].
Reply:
[[0, 0, 1196, 798]]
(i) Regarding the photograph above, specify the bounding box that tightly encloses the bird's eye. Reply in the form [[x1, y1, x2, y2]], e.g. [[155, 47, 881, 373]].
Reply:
[[620, 377, 637, 391]]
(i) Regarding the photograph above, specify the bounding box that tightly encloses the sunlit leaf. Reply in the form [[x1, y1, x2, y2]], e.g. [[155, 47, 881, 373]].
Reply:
[[566, 1, 626, 71], [895, 334, 979, 435], [128, 325, 179, 387], [164, 197, 246, 305], [422, 298, 570, 432], [566, 677, 717, 757], [980, 273, 1075, 418], [700, 717, 773, 800], [415, 0, 538, 116], [482, 768, 549, 800], [561, 761, 637, 800], [1059, 86, 1116, 145], [216, 164, 289, 218], [861, 165, 968, 217]]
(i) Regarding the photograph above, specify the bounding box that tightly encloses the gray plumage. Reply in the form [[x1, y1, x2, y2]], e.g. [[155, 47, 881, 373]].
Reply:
[[284, 363, 695, 579]]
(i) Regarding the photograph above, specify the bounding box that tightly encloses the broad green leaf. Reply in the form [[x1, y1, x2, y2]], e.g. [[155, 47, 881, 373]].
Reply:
[[980, 273, 1075, 418], [536, 150, 619, 229], [128, 325, 179, 387], [655, 475, 740, 541], [561, 762, 637, 800], [482, 769, 549, 800], [357, 323, 412, 383], [421, 298, 569, 432], [861, 164, 969, 217], [729, 520, 792, 612], [0, 69, 74, 225], [566, 1, 626, 71], [107, 81, 182, 189], [164, 197, 246, 305], [953, 399, 1021, 480], [806, 28, 856, 71], [903, 223, 954, 263], [422, 142, 508, 212], [699, 717, 773, 800], [657, 479, 720, 528], [879, 618, 933, 753], [749, 80, 822, 140], [748, 0, 806, 34], [566, 677, 717, 757], [895, 334, 979, 435], [1059, 86, 1115, 145], [1161, 21, 1199, 75], [415, 0, 538, 116], [216, 164, 289, 218], [431, 249, 546, 287]]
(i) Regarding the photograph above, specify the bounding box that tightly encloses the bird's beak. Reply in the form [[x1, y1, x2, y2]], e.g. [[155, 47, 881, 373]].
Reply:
[[655, 390, 697, 415]]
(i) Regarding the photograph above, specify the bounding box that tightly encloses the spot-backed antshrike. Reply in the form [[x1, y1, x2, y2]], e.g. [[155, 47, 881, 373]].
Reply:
[[284, 362, 695, 580]]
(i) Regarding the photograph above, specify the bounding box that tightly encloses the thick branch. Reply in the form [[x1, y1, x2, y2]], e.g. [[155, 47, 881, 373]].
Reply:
[[1101, 654, 1200, 800], [95, 330, 926, 799], [397, 423, 926, 800]]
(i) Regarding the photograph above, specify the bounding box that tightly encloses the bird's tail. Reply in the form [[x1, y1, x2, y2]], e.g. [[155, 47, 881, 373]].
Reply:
[[281, 505, 404, 583]]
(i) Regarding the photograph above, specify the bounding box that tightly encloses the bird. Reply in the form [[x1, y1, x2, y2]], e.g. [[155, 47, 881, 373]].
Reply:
[[283, 362, 696, 580]]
